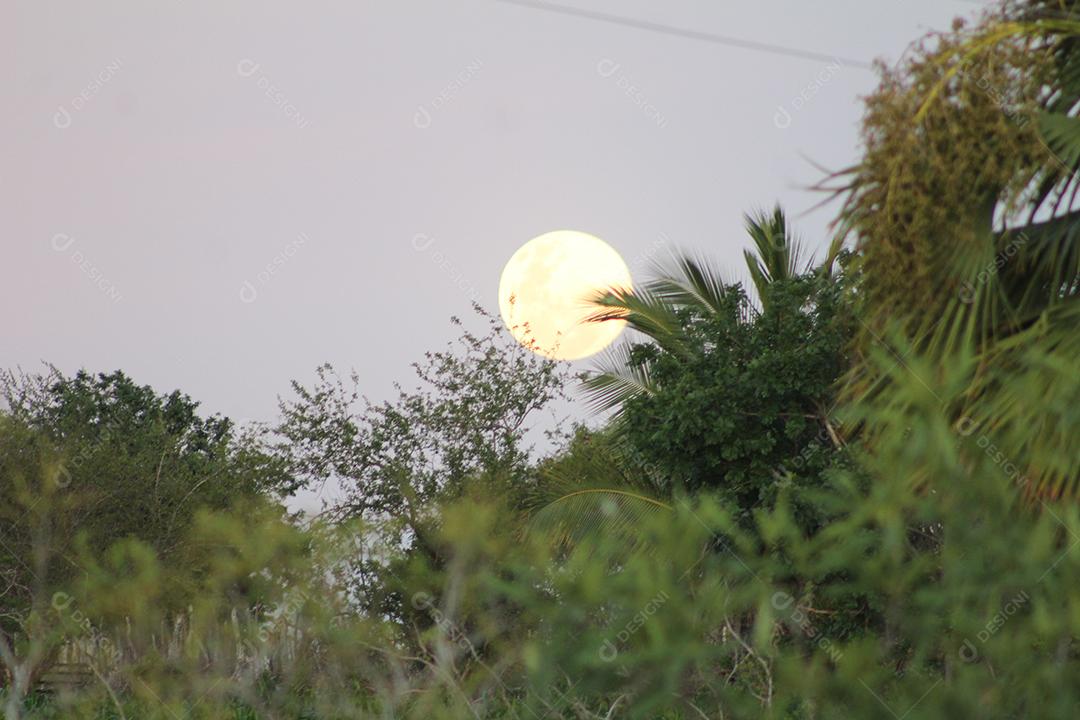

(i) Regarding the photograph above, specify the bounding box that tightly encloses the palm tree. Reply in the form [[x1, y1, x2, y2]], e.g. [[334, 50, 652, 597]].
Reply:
[[527, 209, 840, 548], [828, 0, 1080, 500], [581, 206, 838, 415]]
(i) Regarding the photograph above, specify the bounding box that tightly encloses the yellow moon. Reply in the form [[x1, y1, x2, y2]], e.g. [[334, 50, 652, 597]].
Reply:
[[498, 230, 632, 360]]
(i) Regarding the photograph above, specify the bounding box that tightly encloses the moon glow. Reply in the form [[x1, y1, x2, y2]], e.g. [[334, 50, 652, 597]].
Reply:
[[498, 230, 632, 360]]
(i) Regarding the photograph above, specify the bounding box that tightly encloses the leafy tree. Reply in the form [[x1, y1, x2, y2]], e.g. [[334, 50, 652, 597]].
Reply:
[[275, 307, 568, 614], [0, 367, 289, 712], [571, 206, 855, 527], [583, 206, 841, 414], [614, 272, 854, 525], [0, 367, 292, 556]]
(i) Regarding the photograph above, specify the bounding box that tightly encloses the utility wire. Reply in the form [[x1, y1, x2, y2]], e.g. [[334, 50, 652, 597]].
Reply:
[[495, 0, 876, 70]]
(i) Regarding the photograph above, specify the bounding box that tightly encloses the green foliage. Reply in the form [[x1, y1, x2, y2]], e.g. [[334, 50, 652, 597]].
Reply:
[[619, 274, 854, 524], [277, 308, 567, 519], [1, 300, 1077, 719], [523, 426, 672, 552], [743, 205, 813, 306], [831, 2, 1080, 500], [8, 363, 1079, 718], [582, 205, 839, 417], [0, 368, 289, 710], [275, 306, 569, 620], [582, 252, 734, 414]]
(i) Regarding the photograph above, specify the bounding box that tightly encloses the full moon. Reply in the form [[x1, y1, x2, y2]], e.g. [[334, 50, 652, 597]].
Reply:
[[498, 230, 632, 360]]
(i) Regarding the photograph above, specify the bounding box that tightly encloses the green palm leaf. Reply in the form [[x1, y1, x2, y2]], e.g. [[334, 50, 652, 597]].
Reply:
[[1038, 112, 1080, 169], [580, 342, 656, 415], [644, 252, 731, 318], [586, 284, 690, 357], [527, 487, 673, 555], [743, 206, 813, 305]]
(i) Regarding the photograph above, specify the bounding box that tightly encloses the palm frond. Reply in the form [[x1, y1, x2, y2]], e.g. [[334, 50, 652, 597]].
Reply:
[[818, 231, 847, 278], [527, 487, 673, 556], [580, 342, 656, 415], [1038, 112, 1080, 169], [587, 285, 690, 357], [743, 206, 813, 304], [960, 300, 1080, 501], [998, 216, 1080, 316], [644, 252, 731, 318]]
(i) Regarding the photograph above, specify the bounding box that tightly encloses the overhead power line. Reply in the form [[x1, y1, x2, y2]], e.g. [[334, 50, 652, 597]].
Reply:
[[495, 0, 876, 70]]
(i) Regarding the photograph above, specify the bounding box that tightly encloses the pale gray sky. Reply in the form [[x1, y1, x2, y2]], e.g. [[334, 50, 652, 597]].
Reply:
[[4, 1, 989, 507]]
